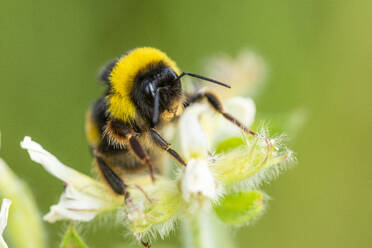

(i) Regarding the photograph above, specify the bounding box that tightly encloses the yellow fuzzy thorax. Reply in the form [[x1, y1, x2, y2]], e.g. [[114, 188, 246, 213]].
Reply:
[[108, 47, 180, 122]]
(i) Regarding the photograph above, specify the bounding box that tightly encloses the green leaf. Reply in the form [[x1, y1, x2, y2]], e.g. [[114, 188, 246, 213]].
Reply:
[[214, 191, 264, 225], [60, 223, 88, 248]]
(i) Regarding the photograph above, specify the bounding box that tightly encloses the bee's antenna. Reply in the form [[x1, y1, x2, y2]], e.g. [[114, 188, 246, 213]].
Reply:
[[176, 72, 231, 88], [152, 88, 161, 125]]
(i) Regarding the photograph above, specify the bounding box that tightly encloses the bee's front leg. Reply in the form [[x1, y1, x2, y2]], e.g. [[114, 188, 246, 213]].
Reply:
[[184, 91, 257, 136], [149, 128, 187, 167]]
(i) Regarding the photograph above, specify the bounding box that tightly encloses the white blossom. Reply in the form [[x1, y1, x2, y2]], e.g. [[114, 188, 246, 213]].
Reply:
[[43, 184, 111, 222], [20, 136, 181, 238], [20, 137, 121, 222], [179, 95, 257, 202], [179, 104, 218, 203], [182, 159, 217, 202], [179, 104, 209, 159]]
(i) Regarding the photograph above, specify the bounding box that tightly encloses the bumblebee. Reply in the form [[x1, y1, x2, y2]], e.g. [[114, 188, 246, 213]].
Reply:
[[85, 47, 256, 198]]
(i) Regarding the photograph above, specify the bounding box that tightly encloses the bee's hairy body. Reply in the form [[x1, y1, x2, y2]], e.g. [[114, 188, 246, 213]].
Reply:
[[86, 47, 188, 195], [85, 47, 255, 197], [86, 97, 160, 174]]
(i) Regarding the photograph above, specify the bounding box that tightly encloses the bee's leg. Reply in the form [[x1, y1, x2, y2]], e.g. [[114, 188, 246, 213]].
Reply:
[[184, 91, 257, 136], [94, 152, 128, 196], [140, 239, 151, 248], [94, 153, 148, 215], [127, 135, 156, 182], [149, 128, 187, 167], [107, 120, 155, 182]]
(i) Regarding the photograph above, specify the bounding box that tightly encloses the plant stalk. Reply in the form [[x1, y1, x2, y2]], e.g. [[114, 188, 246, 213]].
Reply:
[[182, 206, 235, 248]]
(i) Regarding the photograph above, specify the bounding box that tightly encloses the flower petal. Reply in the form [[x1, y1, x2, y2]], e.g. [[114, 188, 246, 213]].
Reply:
[[179, 105, 209, 159], [21, 136, 121, 222], [21, 137, 95, 190], [43, 185, 110, 222], [182, 159, 217, 201]]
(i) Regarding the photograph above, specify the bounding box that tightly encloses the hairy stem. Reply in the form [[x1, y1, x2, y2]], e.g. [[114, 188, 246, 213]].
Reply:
[[182, 207, 235, 248]]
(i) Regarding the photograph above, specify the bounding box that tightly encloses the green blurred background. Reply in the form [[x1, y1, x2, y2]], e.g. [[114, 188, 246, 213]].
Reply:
[[1, 0, 371, 247]]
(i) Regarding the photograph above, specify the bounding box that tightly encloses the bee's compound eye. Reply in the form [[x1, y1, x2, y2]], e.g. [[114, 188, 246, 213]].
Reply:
[[168, 69, 178, 82]]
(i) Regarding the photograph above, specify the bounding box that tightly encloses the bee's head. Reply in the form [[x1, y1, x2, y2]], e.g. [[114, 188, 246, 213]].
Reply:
[[132, 63, 183, 126], [105, 47, 182, 124], [105, 47, 229, 125]]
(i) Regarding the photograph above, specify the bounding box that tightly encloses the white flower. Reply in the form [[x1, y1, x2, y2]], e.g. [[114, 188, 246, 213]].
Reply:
[[182, 159, 217, 202], [0, 198, 11, 248], [179, 104, 217, 203], [20, 136, 182, 238], [20, 137, 122, 222], [43, 185, 112, 222], [178, 96, 256, 202], [179, 104, 209, 159], [178, 95, 256, 203]]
